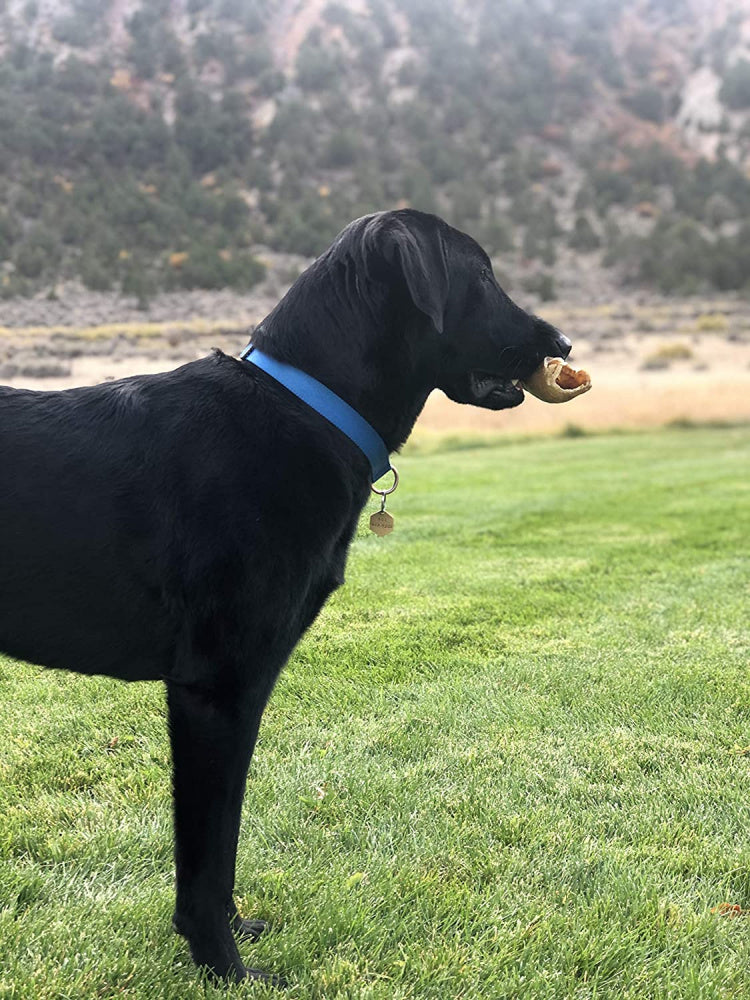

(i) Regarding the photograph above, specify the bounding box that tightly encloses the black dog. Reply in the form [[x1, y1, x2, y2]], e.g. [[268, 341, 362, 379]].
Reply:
[[0, 210, 571, 983]]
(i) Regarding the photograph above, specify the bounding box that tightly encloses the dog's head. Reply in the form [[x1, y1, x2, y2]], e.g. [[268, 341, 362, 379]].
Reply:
[[359, 209, 571, 410]]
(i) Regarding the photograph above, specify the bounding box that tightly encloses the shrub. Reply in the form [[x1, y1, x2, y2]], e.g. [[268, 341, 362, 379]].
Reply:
[[640, 354, 671, 371], [121, 258, 157, 309], [296, 40, 342, 91], [720, 59, 750, 109], [591, 168, 633, 210], [450, 185, 482, 227], [322, 130, 360, 169], [14, 241, 48, 278], [560, 423, 588, 438], [502, 153, 529, 197], [479, 218, 514, 255], [522, 271, 556, 301], [80, 254, 114, 292], [257, 67, 285, 96], [646, 342, 694, 363], [57, 56, 102, 95], [400, 167, 438, 216], [52, 13, 97, 47], [13, 226, 60, 279], [0, 212, 22, 259], [172, 246, 266, 290], [627, 144, 685, 187], [568, 214, 601, 251], [637, 216, 712, 293], [695, 313, 729, 332]]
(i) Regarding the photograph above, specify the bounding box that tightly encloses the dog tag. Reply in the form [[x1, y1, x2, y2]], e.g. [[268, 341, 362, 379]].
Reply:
[[370, 510, 394, 536], [370, 465, 398, 537]]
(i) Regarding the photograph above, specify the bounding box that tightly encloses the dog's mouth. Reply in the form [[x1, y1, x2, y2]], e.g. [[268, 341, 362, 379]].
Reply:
[[442, 371, 526, 410]]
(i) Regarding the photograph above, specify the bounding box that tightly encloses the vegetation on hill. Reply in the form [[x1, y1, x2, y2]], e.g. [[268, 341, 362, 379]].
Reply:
[[2, 0, 750, 298]]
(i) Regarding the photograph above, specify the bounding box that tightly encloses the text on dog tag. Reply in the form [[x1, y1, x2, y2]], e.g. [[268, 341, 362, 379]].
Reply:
[[369, 510, 394, 536]]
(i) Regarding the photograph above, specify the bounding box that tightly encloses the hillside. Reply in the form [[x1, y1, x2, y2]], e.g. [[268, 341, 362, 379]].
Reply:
[[4, 0, 750, 302]]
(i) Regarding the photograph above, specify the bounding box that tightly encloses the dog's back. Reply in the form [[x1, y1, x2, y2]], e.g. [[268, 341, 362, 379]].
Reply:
[[0, 353, 362, 681]]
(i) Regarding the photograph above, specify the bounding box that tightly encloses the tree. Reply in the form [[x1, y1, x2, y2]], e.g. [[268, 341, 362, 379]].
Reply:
[[321, 130, 360, 169], [623, 86, 665, 123], [569, 215, 601, 251], [296, 38, 343, 91], [720, 59, 750, 110]]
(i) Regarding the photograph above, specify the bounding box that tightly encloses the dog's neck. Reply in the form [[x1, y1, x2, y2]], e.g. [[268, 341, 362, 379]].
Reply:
[[251, 265, 435, 455]]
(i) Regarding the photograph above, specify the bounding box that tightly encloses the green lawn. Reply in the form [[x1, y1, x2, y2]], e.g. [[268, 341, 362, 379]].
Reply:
[[1, 425, 749, 999]]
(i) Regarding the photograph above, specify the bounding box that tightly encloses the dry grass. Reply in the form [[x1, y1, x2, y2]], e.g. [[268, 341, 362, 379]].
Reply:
[[695, 313, 730, 332], [0, 318, 247, 342], [646, 342, 694, 362], [416, 370, 750, 438]]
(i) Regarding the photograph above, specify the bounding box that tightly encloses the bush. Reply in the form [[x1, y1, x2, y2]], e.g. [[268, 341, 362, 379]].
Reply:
[[638, 216, 711, 293], [645, 342, 694, 365], [121, 258, 157, 308], [257, 68, 285, 96], [0, 274, 33, 299], [623, 87, 665, 124], [296, 40, 342, 91], [173, 84, 253, 173], [52, 13, 97, 47], [695, 313, 729, 332], [172, 246, 266, 290], [591, 169, 633, 210], [13, 226, 60, 279], [640, 354, 671, 371], [80, 254, 113, 292], [57, 56, 102, 95], [321, 130, 360, 169], [14, 241, 48, 278], [627, 144, 685, 187], [522, 271, 556, 301], [720, 59, 750, 109], [479, 218, 514, 255], [0, 212, 22, 259], [569, 214, 601, 251]]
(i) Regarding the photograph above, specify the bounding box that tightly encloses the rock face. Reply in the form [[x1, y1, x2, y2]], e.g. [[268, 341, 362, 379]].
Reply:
[[677, 67, 726, 158]]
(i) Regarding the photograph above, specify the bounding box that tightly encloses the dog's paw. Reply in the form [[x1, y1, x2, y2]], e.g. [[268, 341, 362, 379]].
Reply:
[[242, 967, 289, 988], [230, 913, 269, 942]]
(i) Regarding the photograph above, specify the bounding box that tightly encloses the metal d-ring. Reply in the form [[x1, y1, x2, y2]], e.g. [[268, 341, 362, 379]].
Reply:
[[371, 465, 399, 499]]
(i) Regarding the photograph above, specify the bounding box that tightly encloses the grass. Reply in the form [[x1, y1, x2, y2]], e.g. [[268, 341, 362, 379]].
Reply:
[[1, 425, 749, 999]]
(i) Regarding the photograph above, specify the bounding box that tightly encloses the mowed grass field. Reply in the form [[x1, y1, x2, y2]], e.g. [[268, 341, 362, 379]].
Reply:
[[0, 425, 749, 999]]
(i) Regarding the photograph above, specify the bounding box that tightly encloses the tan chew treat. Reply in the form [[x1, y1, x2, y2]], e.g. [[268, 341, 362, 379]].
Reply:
[[556, 364, 590, 390], [521, 357, 592, 404]]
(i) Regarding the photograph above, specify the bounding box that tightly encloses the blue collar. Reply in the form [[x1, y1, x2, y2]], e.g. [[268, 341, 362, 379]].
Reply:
[[240, 345, 391, 482]]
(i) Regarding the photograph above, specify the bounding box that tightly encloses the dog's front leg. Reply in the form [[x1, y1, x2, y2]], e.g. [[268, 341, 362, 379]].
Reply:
[[166, 678, 274, 983]]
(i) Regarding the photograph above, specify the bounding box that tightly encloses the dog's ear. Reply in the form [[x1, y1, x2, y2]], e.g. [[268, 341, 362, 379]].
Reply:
[[364, 215, 449, 333]]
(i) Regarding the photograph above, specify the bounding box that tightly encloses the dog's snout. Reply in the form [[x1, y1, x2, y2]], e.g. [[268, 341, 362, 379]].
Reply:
[[553, 332, 572, 360]]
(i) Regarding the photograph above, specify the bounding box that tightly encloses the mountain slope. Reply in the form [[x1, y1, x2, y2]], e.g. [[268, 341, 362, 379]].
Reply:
[[3, 0, 750, 300]]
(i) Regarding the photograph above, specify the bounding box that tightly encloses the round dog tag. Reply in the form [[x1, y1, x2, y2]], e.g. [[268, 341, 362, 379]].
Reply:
[[369, 510, 394, 536]]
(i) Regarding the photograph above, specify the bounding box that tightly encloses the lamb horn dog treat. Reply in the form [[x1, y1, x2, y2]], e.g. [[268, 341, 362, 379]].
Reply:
[[521, 357, 592, 403]]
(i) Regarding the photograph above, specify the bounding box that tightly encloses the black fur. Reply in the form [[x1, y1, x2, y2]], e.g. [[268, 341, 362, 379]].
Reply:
[[0, 210, 571, 983]]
